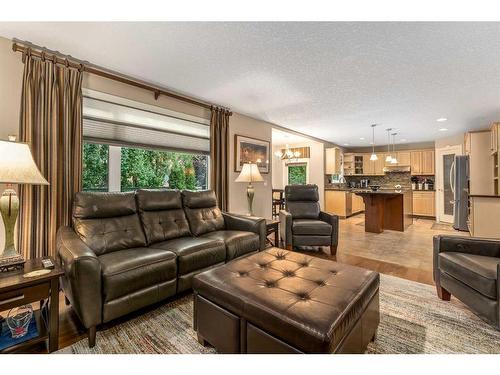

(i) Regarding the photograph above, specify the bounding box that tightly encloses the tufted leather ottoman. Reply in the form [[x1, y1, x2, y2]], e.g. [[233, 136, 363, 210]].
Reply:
[[193, 247, 379, 353]]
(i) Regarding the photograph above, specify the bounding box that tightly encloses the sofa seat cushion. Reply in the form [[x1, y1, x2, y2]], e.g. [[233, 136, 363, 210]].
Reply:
[[202, 230, 260, 261], [99, 247, 177, 302], [439, 252, 500, 299], [149, 237, 226, 275], [292, 219, 332, 236]]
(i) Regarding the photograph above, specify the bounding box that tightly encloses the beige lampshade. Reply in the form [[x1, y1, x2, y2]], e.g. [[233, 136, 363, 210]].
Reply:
[[235, 163, 264, 183], [0, 140, 49, 185]]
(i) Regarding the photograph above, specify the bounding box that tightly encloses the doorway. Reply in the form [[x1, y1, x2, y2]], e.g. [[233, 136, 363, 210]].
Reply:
[[435, 145, 463, 223]]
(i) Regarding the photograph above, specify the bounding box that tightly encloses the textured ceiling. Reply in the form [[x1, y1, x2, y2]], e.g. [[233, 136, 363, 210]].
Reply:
[[2, 22, 500, 146]]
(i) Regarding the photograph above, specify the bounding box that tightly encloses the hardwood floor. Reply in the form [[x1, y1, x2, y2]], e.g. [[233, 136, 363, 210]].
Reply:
[[19, 213, 468, 353]]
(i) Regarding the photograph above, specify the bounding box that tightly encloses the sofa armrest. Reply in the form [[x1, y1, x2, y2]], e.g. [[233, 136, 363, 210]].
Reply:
[[319, 211, 339, 246], [279, 210, 293, 248], [57, 226, 102, 329], [222, 212, 267, 250], [433, 235, 500, 283]]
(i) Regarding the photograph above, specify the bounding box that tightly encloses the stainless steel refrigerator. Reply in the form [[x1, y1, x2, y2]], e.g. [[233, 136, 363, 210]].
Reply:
[[452, 155, 469, 231]]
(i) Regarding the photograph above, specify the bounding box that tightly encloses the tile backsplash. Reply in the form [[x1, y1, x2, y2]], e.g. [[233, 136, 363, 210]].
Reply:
[[326, 172, 412, 189]]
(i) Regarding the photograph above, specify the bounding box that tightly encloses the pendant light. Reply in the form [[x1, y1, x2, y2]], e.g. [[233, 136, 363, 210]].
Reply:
[[390, 133, 398, 164], [385, 128, 393, 162], [369, 124, 378, 161]]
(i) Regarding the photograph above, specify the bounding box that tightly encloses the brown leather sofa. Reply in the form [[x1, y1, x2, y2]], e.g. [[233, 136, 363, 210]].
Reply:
[[434, 235, 500, 330], [57, 189, 266, 347], [279, 184, 339, 254]]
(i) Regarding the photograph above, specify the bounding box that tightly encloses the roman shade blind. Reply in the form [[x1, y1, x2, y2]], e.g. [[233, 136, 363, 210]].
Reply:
[[82, 92, 210, 154]]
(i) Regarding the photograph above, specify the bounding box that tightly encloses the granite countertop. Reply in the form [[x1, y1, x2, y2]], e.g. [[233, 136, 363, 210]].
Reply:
[[325, 186, 412, 192], [353, 189, 411, 195], [469, 194, 500, 198], [325, 187, 353, 191]]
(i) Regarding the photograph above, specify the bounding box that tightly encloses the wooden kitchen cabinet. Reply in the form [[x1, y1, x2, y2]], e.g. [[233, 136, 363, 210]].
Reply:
[[325, 147, 342, 174], [410, 150, 434, 175], [352, 193, 365, 213], [360, 152, 385, 175], [374, 153, 386, 175], [362, 154, 374, 175], [421, 150, 435, 175], [343, 153, 355, 175], [412, 191, 435, 217], [325, 190, 351, 217], [469, 196, 500, 239], [396, 151, 411, 166], [325, 190, 364, 217], [410, 151, 421, 174], [467, 130, 494, 196], [490, 123, 499, 154], [363, 153, 387, 176]]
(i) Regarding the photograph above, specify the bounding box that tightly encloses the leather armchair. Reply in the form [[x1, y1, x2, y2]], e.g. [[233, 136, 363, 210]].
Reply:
[[434, 235, 500, 330], [279, 184, 339, 255]]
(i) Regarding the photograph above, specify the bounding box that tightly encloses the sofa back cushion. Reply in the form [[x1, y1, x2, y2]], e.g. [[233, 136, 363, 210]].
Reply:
[[182, 190, 225, 236], [285, 184, 320, 219], [72, 192, 147, 255], [136, 189, 191, 244]]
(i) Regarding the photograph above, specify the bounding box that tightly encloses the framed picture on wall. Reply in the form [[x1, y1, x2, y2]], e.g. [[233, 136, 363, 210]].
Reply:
[[234, 134, 270, 174]]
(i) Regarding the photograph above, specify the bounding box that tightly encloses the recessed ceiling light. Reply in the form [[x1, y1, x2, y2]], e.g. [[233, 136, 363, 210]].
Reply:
[[436, 118, 447, 122], [400, 139, 407, 142], [343, 143, 349, 146], [439, 128, 448, 132], [359, 137, 365, 140]]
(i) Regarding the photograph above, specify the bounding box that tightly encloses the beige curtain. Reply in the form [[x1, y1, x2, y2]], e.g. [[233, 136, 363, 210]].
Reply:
[[18, 50, 83, 259], [210, 107, 230, 211]]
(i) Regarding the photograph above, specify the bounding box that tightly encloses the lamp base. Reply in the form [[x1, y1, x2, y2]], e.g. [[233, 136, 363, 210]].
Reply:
[[0, 186, 23, 265], [246, 183, 255, 216]]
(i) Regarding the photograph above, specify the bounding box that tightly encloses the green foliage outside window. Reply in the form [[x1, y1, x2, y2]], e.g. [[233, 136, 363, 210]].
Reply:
[[82, 143, 109, 191], [288, 164, 307, 185], [120, 147, 207, 191], [82, 142, 208, 192]]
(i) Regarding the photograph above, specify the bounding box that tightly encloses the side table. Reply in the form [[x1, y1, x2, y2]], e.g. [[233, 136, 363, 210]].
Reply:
[[265, 219, 280, 247], [0, 257, 63, 353]]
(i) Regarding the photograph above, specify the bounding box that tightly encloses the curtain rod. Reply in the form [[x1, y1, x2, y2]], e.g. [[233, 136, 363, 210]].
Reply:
[[12, 40, 232, 115]]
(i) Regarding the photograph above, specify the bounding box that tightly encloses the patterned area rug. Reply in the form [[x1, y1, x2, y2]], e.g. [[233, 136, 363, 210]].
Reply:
[[57, 274, 500, 354]]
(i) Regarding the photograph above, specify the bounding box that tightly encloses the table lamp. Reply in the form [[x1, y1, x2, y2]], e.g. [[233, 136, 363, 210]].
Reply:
[[235, 163, 263, 216], [0, 136, 48, 271]]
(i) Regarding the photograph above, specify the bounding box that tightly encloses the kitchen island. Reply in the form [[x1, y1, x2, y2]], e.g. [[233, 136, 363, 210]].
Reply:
[[355, 190, 413, 233]]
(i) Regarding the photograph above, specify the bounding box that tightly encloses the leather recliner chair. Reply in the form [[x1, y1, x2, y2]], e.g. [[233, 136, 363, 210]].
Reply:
[[434, 235, 500, 330], [279, 184, 339, 255], [57, 189, 266, 347]]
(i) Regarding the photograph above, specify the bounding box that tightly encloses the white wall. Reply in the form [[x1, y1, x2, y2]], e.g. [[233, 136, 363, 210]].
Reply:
[[0, 36, 24, 250], [228, 113, 273, 219], [435, 133, 464, 149], [271, 140, 325, 208]]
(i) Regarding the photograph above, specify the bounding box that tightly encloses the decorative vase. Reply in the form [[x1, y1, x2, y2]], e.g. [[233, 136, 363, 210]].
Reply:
[[6, 305, 33, 338]]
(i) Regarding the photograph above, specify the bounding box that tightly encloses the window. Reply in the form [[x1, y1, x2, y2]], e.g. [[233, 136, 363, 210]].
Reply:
[[120, 146, 208, 191], [81, 89, 210, 192], [287, 163, 307, 185], [82, 142, 109, 191]]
